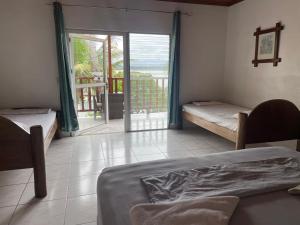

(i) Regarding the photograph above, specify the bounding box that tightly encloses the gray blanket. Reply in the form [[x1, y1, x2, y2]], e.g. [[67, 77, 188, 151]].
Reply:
[[141, 157, 300, 203]]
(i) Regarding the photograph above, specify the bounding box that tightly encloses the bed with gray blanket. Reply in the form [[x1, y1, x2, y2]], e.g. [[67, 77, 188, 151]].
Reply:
[[98, 147, 300, 225]]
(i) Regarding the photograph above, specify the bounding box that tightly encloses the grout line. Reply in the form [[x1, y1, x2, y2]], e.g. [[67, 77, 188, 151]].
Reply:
[[6, 205, 17, 225], [0, 182, 30, 189], [7, 182, 30, 225], [62, 168, 71, 225]]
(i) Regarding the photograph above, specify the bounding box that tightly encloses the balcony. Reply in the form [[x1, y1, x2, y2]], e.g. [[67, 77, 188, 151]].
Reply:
[[76, 76, 168, 133]]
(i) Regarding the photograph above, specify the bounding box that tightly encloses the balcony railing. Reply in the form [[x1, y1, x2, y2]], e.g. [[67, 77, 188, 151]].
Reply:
[[75, 76, 168, 113], [130, 77, 168, 114]]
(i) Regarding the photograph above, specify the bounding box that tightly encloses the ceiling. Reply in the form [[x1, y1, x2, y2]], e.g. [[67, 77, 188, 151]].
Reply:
[[157, 0, 244, 6]]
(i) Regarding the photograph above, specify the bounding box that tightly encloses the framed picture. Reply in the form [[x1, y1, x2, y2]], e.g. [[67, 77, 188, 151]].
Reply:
[[252, 22, 284, 67]]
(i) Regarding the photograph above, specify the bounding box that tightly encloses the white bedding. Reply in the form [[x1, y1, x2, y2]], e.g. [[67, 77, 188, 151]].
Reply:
[[98, 147, 300, 225], [1, 110, 56, 138], [130, 196, 240, 225], [182, 102, 251, 131]]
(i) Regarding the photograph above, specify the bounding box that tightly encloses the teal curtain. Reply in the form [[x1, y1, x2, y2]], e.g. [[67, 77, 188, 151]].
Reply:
[[53, 2, 79, 132], [168, 11, 182, 129]]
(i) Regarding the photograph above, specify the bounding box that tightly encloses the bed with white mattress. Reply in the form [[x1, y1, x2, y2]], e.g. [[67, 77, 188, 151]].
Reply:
[[0, 108, 58, 198], [183, 102, 250, 132], [1, 109, 57, 139], [182, 99, 300, 150]]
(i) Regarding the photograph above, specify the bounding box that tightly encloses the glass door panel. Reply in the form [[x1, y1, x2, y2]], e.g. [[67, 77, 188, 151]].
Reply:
[[70, 33, 125, 133], [70, 34, 108, 132], [129, 33, 170, 131]]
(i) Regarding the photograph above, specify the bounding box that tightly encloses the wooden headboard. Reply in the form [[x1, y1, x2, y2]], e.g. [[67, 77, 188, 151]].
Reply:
[[245, 99, 300, 145]]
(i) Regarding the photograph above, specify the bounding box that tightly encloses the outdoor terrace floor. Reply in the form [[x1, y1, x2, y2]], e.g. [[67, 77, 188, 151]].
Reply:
[[78, 112, 168, 135]]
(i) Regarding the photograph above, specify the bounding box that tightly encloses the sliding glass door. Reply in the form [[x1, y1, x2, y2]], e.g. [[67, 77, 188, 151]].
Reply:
[[128, 33, 170, 131], [69, 31, 170, 133], [69, 32, 126, 134]]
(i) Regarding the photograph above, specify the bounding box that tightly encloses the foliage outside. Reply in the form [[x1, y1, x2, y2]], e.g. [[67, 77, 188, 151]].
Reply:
[[72, 36, 168, 113]]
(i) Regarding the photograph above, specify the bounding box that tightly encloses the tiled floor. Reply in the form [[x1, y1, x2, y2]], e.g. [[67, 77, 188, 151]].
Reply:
[[78, 112, 168, 135], [0, 128, 235, 225]]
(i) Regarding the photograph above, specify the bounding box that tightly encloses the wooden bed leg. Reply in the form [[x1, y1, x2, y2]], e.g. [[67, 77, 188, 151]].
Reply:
[[30, 126, 47, 198], [235, 112, 248, 150], [296, 140, 300, 152]]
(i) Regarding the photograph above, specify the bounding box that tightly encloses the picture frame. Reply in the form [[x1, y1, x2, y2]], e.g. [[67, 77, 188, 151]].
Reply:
[[252, 22, 284, 67]]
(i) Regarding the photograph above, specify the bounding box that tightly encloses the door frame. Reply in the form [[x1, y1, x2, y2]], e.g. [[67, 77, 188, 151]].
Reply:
[[67, 29, 171, 133], [67, 29, 131, 131]]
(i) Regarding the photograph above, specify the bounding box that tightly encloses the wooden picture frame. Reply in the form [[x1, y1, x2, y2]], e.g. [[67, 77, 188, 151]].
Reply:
[[252, 22, 284, 67]]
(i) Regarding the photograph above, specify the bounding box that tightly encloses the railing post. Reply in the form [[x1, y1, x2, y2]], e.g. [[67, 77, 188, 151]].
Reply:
[[108, 35, 113, 94], [162, 78, 165, 112], [79, 78, 84, 111], [149, 79, 152, 114], [155, 79, 158, 112], [135, 79, 140, 112], [142, 79, 146, 113], [115, 78, 118, 94], [88, 87, 92, 111]]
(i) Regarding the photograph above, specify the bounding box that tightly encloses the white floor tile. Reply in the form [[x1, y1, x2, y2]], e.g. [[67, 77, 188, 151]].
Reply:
[[0, 184, 26, 207], [105, 156, 138, 167], [65, 194, 97, 225], [70, 160, 106, 178], [46, 150, 73, 165], [0, 206, 15, 225], [131, 145, 162, 156], [19, 179, 69, 204], [72, 149, 105, 162], [157, 141, 195, 152], [68, 175, 98, 198], [102, 148, 134, 159], [136, 153, 167, 162], [0, 169, 32, 187], [48, 141, 73, 152], [10, 199, 66, 225], [30, 164, 71, 182]]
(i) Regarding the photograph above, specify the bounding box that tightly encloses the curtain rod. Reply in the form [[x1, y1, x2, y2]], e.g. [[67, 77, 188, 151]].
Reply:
[[47, 2, 191, 16]]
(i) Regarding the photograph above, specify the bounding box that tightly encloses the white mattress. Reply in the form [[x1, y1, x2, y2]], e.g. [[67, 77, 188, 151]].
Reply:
[[1, 110, 56, 138], [183, 102, 251, 131]]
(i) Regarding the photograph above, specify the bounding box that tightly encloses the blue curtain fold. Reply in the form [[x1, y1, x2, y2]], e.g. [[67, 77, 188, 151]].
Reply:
[[168, 11, 182, 129], [53, 2, 79, 132]]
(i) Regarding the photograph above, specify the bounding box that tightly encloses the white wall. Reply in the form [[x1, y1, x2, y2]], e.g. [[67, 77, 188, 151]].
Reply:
[[0, 0, 228, 109], [0, 0, 59, 109], [223, 0, 300, 108]]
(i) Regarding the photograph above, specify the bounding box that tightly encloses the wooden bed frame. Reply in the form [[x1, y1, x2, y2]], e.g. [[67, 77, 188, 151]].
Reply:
[[0, 116, 58, 198], [183, 99, 300, 150]]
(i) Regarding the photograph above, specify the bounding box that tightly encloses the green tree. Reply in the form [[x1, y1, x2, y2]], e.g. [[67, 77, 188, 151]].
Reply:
[[73, 38, 93, 80], [72, 36, 168, 113]]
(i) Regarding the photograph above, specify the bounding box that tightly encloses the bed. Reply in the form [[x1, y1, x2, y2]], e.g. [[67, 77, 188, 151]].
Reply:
[[182, 99, 300, 150], [0, 108, 58, 198], [98, 146, 300, 225]]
